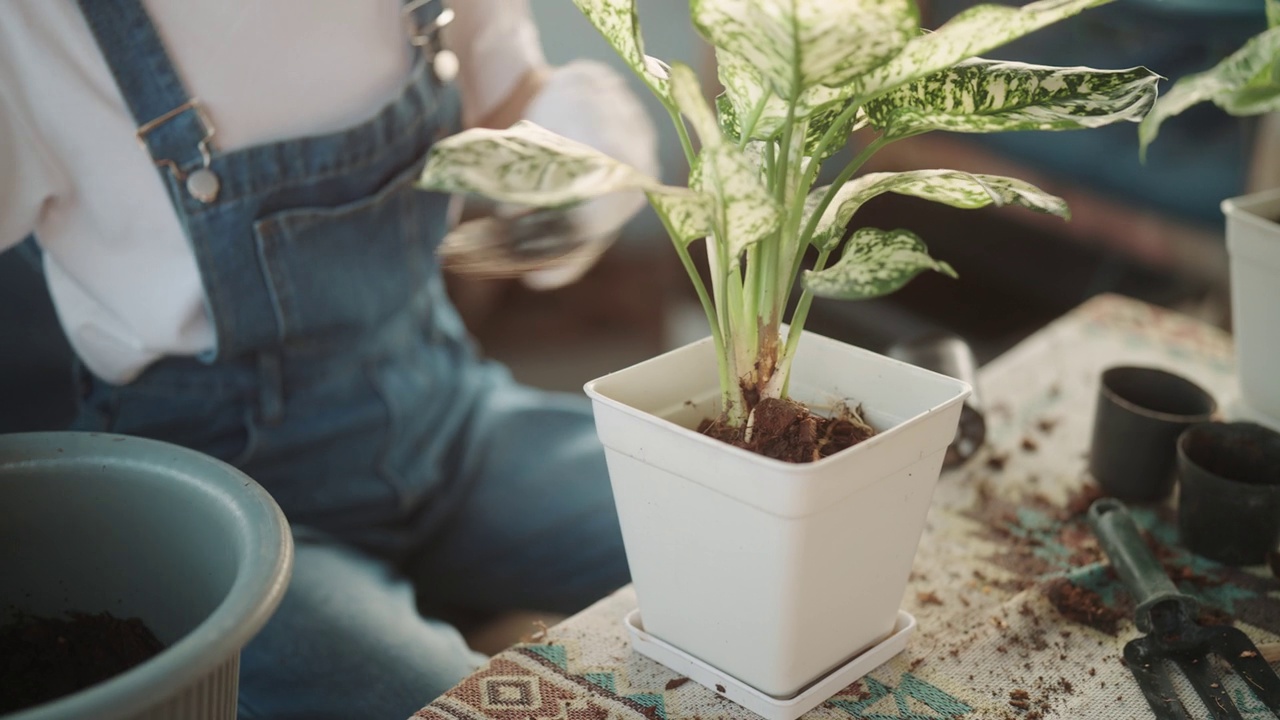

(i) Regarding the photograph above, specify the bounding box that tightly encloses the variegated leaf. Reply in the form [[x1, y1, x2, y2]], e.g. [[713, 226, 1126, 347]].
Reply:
[[856, 0, 1112, 101], [803, 227, 956, 300], [692, 145, 782, 264], [715, 50, 789, 139], [572, 0, 670, 97], [418, 121, 708, 242], [866, 60, 1159, 139], [669, 63, 722, 146], [1270, 0, 1279, 29], [718, 93, 862, 160], [807, 170, 1069, 250], [1139, 26, 1280, 156], [716, 48, 864, 145], [670, 62, 781, 259], [691, 0, 917, 100], [649, 190, 715, 244]]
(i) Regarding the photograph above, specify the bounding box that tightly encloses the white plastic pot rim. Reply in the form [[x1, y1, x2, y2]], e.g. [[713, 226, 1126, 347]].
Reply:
[[583, 330, 971, 515], [1223, 188, 1280, 269]]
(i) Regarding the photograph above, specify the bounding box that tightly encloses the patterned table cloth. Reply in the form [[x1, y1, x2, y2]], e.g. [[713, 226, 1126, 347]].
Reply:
[[415, 294, 1280, 720]]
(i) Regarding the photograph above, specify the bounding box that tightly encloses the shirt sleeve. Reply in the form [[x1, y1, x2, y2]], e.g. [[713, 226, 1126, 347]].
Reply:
[[0, 64, 63, 254], [443, 0, 548, 128]]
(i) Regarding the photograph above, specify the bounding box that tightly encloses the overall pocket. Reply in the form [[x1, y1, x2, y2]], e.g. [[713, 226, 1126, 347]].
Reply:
[[252, 160, 448, 343]]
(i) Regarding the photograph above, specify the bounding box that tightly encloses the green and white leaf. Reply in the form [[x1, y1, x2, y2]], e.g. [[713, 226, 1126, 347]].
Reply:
[[855, 0, 1113, 101], [669, 63, 722, 146], [718, 93, 863, 161], [418, 120, 709, 242], [692, 145, 782, 263], [715, 50, 789, 140], [803, 227, 956, 300], [1269, 0, 1279, 29], [571, 0, 669, 97], [691, 0, 917, 100], [866, 60, 1159, 139], [670, 62, 781, 260], [649, 191, 715, 244], [807, 170, 1069, 251], [1139, 26, 1280, 156], [715, 48, 867, 145]]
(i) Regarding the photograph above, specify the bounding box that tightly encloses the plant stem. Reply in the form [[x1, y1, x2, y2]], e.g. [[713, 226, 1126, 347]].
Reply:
[[737, 93, 770, 150], [665, 104, 697, 166], [658, 212, 722, 339], [775, 246, 832, 398], [783, 136, 890, 299], [759, 99, 798, 340], [795, 98, 865, 205]]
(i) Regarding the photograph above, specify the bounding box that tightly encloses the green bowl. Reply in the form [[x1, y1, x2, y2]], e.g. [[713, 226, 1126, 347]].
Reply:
[[0, 432, 293, 720]]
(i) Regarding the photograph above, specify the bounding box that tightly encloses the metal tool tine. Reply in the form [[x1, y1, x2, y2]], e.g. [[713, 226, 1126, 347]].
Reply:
[[1172, 654, 1244, 720], [1126, 639, 1194, 720], [1215, 627, 1280, 714]]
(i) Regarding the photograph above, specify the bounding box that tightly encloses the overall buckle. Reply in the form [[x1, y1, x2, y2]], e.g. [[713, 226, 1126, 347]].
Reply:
[[402, 0, 458, 83]]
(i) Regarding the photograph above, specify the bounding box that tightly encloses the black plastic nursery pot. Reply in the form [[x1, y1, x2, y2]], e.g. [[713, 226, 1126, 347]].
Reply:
[[1089, 366, 1217, 502], [1177, 421, 1280, 566]]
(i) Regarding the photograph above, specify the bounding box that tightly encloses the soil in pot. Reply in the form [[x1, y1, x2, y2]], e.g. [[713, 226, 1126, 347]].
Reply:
[[0, 611, 166, 714], [698, 397, 876, 463]]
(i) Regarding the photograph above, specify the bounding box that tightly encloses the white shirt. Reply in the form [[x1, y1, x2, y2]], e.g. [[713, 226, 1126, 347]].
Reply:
[[0, 1, 656, 384]]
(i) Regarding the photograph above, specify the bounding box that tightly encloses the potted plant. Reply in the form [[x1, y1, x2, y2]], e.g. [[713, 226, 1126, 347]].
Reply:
[[1139, 0, 1280, 431], [419, 0, 1157, 699]]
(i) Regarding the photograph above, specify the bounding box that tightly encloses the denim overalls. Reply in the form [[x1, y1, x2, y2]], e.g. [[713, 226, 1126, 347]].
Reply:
[[73, 2, 629, 717]]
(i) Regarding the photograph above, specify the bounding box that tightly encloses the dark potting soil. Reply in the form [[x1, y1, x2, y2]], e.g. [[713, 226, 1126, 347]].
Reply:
[[698, 396, 876, 463], [0, 611, 165, 715]]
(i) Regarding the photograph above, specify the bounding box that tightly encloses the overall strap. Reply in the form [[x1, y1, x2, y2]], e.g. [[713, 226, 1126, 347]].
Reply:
[[77, 0, 455, 192], [76, 0, 212, 184]]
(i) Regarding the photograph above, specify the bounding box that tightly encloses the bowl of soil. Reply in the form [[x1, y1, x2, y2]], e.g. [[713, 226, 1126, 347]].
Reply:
[[0, 432, 292, 720]]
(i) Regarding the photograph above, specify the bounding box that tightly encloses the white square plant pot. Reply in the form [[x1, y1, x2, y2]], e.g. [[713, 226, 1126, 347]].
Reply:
[[583, 329, 970, 699], [1223, 188, 1280, 431]]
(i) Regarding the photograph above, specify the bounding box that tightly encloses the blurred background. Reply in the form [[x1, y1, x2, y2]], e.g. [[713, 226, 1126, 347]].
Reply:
[[2, 0, 1275, 432]]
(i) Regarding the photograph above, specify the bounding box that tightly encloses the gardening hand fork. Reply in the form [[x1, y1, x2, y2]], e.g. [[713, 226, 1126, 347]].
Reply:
[[1087, 498, 1280, 719]]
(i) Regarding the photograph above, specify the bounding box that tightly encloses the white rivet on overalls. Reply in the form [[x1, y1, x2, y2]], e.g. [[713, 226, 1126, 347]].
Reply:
[[187, 167, 220, 203], [433, 49, 459, 84]]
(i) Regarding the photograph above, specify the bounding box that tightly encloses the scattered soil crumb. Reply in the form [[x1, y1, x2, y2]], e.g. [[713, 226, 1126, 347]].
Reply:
[[714, 683, 725, 694], [1020, 436, 1038, 452], [1045, 578, 1125, 636], [917, 591, 943, 606], [664, 677, 690, 690], [1035, 417, 1060, 434], [1062, 483, 1105, 519], [848, 682, 873, 701], [986, 452, 1009, 471]]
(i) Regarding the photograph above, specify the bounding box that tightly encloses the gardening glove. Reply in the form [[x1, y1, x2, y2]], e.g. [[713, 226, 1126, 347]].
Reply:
[[440, 61, 659, 288], [518, 60, 658, 290]]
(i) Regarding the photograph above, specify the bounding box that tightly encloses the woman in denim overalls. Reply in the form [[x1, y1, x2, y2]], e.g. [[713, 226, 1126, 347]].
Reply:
[[67, 2, 632, 717]]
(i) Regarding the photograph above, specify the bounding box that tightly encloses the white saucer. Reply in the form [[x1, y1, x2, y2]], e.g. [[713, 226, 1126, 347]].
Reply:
[[623, 609, 915, 720]]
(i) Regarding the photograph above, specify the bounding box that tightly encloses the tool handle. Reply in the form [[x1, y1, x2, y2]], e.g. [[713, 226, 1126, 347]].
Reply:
[[1087, 498, 1199, 633]]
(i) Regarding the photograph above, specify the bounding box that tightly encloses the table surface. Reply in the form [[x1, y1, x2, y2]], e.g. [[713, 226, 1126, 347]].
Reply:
[[414, 294, 1280, 720]]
